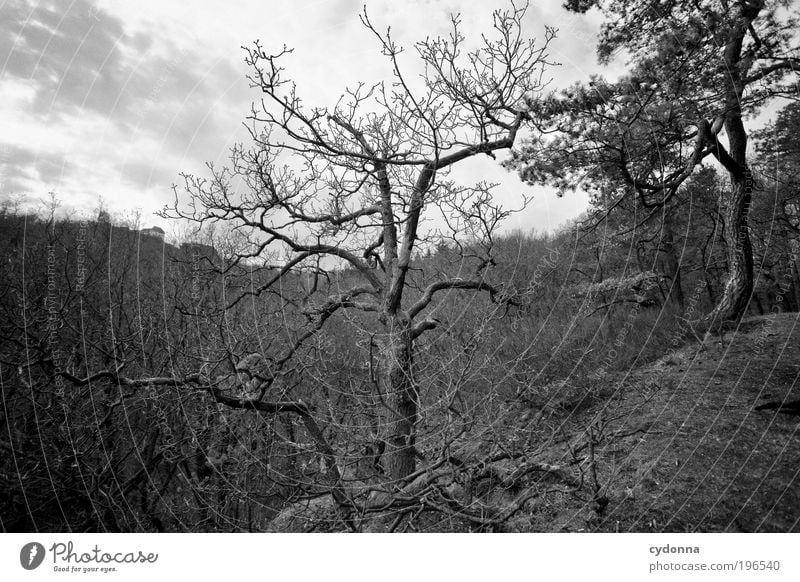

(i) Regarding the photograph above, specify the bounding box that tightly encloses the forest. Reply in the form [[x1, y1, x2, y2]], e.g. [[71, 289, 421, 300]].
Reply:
[[1, 0, 799, 532]]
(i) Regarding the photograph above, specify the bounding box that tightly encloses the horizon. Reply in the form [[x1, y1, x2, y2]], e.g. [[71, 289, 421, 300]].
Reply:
[[0, 0, 627, 235]]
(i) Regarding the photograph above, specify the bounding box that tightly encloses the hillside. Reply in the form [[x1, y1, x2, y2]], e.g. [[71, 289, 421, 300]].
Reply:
[[496, 312, 800, 532]]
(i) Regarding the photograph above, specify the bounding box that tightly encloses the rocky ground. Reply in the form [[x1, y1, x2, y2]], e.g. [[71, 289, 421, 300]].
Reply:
[[268, 313, 800, 532], [519, 312, 800, 532]]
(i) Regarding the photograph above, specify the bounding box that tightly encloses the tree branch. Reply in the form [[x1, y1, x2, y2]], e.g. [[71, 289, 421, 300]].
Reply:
[[408, 278, 512, 320]]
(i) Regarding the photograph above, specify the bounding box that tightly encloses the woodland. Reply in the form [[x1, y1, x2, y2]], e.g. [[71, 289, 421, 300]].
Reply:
[[1, 0, 799, 532]]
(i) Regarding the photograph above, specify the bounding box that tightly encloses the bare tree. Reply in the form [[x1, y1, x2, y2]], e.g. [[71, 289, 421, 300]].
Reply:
[[149, 4, 554, 497]]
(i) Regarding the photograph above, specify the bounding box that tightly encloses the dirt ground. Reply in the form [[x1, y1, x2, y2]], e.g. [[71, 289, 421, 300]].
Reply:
[[551, 312, 800, 532], [266, 313, 800, 532]]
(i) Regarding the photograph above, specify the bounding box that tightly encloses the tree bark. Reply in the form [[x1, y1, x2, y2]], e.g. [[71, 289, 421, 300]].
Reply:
[[709, 170, 754, 322], [381, 316, 417, 480], [790, 255, 800, 313], [661, 213, 685, 308], [781, 214, 800, 312], [707, 3, 761, 323]]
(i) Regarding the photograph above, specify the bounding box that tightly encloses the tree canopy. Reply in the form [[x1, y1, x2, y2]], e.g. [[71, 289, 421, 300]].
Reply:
[[509, 0, 799, 322]]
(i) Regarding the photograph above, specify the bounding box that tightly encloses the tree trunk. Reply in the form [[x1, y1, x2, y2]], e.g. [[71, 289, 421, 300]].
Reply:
[[707, 3, 760, 324], [781, 216, 800, 312], [381, 317, 417, 480], [709, 170, 754, 323], [661, 213, 685, 308], [790, 254, 800, 313]]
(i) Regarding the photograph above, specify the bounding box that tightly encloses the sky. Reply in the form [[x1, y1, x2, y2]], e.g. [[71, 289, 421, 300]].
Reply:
[[0, 0, 618, 235]]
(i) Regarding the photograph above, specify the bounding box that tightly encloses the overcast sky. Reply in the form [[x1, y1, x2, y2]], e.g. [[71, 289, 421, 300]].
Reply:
[[0, 0, 620, 234]]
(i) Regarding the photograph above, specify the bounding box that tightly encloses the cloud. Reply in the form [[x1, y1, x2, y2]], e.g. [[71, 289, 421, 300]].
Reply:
[[0, 144, 68, 192], [0, 0, 253, 215], [0, 0, 603, 231], [1, 0, 245, 127], [1, 0, 135, 117], [117, 159, 176, 191]]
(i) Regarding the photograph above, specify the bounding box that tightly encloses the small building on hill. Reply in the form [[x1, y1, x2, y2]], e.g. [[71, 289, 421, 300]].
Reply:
[[141, 226, 165, 240]]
